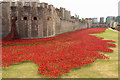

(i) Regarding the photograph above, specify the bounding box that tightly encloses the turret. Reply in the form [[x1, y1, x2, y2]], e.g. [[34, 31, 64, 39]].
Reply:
[[40, 2, 48, 8], [44, 3, 48, 8], [24, 2, 30, 6], [48, 4, 53, 9], [59, 7, 65, 19]]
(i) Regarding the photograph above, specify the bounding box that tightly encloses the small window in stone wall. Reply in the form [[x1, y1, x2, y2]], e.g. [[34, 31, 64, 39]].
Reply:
[[32, 16, 38, 20], [21, 16, 27, 20]]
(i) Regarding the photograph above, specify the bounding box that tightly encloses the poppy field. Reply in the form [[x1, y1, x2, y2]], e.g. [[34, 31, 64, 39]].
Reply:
[[1, 28, 117, 78]]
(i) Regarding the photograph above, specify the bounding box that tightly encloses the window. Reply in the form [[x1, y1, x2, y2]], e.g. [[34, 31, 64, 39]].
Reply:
[[21, 16, 27, 20], [24, 17, 27, 20], [33, 17, 38, 20], [32, 16, 39, 20]]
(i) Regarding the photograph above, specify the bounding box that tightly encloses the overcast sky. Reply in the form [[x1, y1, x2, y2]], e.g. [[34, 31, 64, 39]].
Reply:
[[40, 0, 119, 20], [0, 0, 119, 21]]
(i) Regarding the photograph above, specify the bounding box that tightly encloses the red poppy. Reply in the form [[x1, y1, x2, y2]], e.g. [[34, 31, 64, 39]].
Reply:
[[1, 28, 116, 77]]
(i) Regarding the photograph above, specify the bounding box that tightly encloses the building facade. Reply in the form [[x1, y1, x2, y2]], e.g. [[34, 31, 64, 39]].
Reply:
[[106, 16, 115, 24], [118, 1, 120, 16], [1, 1, 92, 39], [100, 17, 104, 24], [92, 18, 98, 24]]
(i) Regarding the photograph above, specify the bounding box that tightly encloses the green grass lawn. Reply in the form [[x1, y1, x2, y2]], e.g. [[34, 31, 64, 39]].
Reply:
[[2, 29, 118, 78]]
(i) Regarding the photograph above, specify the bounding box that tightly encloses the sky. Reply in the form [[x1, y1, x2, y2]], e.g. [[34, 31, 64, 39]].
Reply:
[[40, 0, 119, 21]]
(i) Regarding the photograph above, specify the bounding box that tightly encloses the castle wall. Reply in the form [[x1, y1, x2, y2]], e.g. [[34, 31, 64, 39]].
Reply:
[[1, 1, 91, 39], [85, 19, 93, 28], [37, 7, 44, 37], [47, 5, 54, 36], [41, 3, 48, 37], [0, 2, 2, 39], [12, 2, 44, 38], [17, 2, 29, 37], [11, 3, 18, 33], [2, 2, 11, 38], [55, 19, 87, 34], [31, 2, 39, 37], [60, 20, 73, 33], [55, 15, 61, 34], [64, 10, 71, 20]]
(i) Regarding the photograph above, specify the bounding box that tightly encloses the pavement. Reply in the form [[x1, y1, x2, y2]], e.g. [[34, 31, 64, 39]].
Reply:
[[108, 28, 118, 32]]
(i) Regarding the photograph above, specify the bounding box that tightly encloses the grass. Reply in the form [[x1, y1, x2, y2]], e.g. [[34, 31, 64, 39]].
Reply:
[[2, 29, 118, 78]]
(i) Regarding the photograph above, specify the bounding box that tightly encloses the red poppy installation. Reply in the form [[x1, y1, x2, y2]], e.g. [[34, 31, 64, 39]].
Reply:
[[1, 28, 116, 77], [2, 17, 20, 42]]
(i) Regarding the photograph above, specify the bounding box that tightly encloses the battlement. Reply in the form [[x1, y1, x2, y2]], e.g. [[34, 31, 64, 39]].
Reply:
[[1, 1, 77, 21], [1, 1, 55, 9], [40, 2, 48, 8], [11, 2, 17, 6], [24, 2, 30, 6], [48, 5, 53, 9]]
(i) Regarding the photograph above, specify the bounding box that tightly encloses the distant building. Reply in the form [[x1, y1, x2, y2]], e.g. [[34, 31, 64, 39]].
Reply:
[[100, 17, 104, 24], [92, 18, 98, 24], [111, 16, 116, 22], [110, 16, 120, 28], [106, 16, 115, 24], [118, 1, 120, 16], [116, 16, 120, 23]]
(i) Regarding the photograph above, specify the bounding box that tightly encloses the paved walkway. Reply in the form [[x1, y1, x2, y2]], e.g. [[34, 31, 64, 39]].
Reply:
[[108, 28, 118, 32]]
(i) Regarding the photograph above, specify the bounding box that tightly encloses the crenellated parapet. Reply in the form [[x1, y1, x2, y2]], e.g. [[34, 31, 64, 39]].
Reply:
[[40, 2, 48, 8]]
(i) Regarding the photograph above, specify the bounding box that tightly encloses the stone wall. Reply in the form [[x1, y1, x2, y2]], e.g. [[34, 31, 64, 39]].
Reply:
[[2, 2, 11, 38], [1, 1, 91, 39], [0, 2, 2, 39], [85, 19, 92, 28]]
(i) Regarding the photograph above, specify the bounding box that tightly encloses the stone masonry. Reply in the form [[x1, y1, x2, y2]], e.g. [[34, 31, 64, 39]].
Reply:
[[1, 1, 91, 39]]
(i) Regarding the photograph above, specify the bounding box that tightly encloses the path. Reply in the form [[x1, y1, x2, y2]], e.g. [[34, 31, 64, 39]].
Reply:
[[108, 28, 118, 32]]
